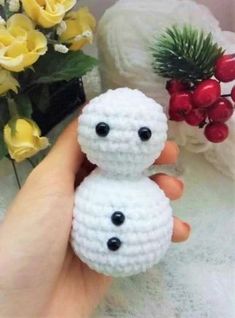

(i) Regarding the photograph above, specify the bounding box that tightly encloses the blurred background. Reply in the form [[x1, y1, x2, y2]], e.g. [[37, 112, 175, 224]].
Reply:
[[78, 0, 235, 31]]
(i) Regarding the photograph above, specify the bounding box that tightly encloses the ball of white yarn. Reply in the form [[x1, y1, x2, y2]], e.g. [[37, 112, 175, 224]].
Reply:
[[97, 0, 235, 179]]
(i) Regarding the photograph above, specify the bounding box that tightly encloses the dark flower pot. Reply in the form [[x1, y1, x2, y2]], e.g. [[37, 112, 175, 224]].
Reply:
[[31, 78, 86, 135]]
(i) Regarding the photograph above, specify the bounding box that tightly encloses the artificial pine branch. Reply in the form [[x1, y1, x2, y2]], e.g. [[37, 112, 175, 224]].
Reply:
[[152, 25, 224, 83]]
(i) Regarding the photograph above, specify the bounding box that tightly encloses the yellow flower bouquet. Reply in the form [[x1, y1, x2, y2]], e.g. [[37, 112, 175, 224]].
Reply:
[[0, 0, 97, 164]]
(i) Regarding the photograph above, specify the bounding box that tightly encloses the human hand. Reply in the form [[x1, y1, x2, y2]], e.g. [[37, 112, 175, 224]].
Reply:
[[0, 118, 190, 318]]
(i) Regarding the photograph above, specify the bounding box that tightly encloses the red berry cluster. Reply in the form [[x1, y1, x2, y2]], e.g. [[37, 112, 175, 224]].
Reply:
[[167, 54, 235, 143]]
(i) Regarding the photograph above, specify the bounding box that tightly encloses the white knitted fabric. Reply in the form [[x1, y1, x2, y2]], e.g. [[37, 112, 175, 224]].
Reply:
[[97, 0, 235, 179], [71, 88, 173, 276]]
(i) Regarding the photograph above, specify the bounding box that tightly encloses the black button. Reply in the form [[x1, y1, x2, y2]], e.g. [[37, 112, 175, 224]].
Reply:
[[111, 211, 125, 226], [96, 122, 110, 137], [138, 127, 152, 141], [107, 237, 122, 251]]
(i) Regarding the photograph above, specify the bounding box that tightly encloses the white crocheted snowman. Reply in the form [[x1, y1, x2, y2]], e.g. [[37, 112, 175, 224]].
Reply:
[[71, 88, 173, 277]]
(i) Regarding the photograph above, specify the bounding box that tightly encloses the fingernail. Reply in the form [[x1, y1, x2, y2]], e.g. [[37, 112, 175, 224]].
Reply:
[[169, 141, 180, 158], [176, 178, 184, 190], [182, 222, 191, 241], [183, 222, 191, 232]]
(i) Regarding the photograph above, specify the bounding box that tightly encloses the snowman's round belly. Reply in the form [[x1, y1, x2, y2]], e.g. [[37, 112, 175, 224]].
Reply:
[[71, 169, 173, 277]]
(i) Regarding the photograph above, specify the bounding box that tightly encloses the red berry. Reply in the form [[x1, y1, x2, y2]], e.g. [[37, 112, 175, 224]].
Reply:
[[204, 122, 229, 143], [192, 79, 221, 108], [185, 108, 207, 126], [169, 92, 193, 121], [208, 97, 234, 122], [166, 80, 189, 95], [169, 109, 185, 121], [215, 54, 235, 83], [231, 86, 235, 102]]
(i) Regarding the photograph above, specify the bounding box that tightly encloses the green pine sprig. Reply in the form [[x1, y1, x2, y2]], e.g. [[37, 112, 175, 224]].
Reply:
[[152, 25, 224, 83]]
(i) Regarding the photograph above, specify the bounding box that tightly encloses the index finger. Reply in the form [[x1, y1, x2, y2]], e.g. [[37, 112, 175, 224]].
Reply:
[[155, 141, 180, 165]]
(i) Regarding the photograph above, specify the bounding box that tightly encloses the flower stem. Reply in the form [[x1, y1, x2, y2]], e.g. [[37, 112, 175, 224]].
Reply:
[[7, 97, 19, 118], [11, 159, 21, 189]]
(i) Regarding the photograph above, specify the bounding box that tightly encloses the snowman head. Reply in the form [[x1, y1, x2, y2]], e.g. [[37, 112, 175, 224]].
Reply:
[[78, 88, 168, 176]]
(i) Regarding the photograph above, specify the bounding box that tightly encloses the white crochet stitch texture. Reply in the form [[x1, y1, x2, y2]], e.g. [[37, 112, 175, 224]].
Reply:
[[71, 88, 173, 276], [78, 88, 167, 175]]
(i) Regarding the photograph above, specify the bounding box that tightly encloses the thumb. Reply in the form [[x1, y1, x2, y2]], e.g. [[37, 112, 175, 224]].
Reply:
[[42, 118, 84, 176]]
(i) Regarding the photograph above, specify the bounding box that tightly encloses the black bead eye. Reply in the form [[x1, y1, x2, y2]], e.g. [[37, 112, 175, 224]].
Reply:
[[107, 237, 122, 251], [111, 211, 125, 226], [96, 122, 110, 137], [138, 127, 152, 141]]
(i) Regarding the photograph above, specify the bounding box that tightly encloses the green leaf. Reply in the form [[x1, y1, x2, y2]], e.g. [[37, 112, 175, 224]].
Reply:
[[14, 95, 33, 118], [0, 131, 8, 160], [32, 50, 98, 84], [152, 24, 224, 83]]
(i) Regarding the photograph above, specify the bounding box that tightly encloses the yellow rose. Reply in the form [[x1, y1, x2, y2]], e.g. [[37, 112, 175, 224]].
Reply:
[[4, 118, 49, 162], [60, 7, 96, 51], [21, 0, 76, 28], [0, 14, 47, 72], [0, 68, 19, 95]]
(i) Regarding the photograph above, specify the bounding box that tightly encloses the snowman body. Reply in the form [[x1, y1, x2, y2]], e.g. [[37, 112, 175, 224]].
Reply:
[[72, 169, 173, 277], [71, 88, 173, 277]]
